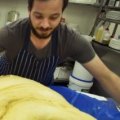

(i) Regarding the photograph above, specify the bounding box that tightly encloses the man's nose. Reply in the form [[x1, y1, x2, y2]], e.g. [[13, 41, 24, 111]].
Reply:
[[41, 18, 50, 29]]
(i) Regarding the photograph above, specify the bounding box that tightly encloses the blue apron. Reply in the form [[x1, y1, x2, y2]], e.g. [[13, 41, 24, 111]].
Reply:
[[0, 28, 59, 86]]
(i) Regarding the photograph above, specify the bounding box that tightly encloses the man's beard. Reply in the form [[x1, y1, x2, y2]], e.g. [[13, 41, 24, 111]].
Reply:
[[29, 19, 56, 39]]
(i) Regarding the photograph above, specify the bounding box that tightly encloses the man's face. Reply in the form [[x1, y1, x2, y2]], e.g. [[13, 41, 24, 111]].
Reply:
[[29, 0, 63, 39]]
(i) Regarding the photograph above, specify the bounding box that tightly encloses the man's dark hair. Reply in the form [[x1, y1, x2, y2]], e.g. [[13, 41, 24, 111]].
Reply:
[[28, 0, 69, 11]]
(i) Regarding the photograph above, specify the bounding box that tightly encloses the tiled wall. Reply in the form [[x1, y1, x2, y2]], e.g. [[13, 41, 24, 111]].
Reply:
[[63, 3, 98, 34]]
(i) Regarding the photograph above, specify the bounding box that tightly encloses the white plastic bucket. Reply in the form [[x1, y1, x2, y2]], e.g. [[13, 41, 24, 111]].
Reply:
[[68, 61, 93, 92], [68, 75, 93, 92], [73, 61, 93, 81]]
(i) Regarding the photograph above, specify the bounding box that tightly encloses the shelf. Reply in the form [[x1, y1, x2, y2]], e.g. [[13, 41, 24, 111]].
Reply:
[[92, 40, 120, 53], [69, 2, 101, 8], [99, 17, 120, 24], [105, 6, 120, 11]]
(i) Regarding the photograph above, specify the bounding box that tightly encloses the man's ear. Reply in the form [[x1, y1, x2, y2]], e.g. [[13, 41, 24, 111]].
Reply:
[[28, 8, 30, 16], [28, 6, 30, 13], [60, 17, 66, 23]]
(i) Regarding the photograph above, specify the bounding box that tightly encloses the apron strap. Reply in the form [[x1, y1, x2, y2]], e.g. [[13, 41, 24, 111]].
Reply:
[[23, 23, 31, 49], [51, 29, 58, 56]]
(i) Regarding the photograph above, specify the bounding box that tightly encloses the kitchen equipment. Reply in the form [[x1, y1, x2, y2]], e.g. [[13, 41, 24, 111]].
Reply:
[[95, 25, 105, 43], [109, 38, 120, 50], [6, 11, 19, 25], [69, 0, 97, 4], [106, 11, 120, 20], [108, 0, 116, 6]]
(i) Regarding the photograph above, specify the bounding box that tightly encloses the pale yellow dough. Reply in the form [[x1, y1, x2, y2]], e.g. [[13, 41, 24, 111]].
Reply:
[[0, 75, 96, 120]]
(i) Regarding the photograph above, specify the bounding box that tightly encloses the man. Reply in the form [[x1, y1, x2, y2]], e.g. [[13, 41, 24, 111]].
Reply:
[[0, 0, 120, 104]]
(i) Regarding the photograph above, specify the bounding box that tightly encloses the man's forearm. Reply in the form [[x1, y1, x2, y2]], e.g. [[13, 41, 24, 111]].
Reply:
[[97, 71, 120, 104], [83, 55, 120, 104]]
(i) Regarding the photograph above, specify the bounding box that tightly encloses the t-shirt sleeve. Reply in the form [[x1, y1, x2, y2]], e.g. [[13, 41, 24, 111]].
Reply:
[[62, 26, 96, 64], [0, 25, 22, 62], [0, 27, 9, 50]]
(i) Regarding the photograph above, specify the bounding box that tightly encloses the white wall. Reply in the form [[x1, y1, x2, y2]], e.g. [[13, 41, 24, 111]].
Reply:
[[63, 3, 98, 34]]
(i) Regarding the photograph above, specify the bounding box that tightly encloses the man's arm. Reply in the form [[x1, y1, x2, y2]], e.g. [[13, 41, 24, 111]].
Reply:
[[83, 55, 120, 104]]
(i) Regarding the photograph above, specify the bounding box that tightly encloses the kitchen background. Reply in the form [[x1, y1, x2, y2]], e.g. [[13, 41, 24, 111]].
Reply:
[[0, 0, 120, 37], [0, 0, 120, 97]]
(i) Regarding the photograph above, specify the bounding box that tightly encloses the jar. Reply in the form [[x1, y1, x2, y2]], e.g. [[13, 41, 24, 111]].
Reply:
[[6, 11, 19, 24]]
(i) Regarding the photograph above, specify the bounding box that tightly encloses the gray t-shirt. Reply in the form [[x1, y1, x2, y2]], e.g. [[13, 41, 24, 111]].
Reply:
[[0, 18, 95, 64]]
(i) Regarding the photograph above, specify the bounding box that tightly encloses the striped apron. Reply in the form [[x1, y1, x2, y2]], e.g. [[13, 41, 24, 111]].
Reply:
[[0, 29, 59, 86]]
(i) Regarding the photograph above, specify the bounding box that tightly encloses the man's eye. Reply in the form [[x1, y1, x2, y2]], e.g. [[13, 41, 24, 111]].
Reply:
[[35, 15, 43, 19], [50, 16, 59, 20]]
